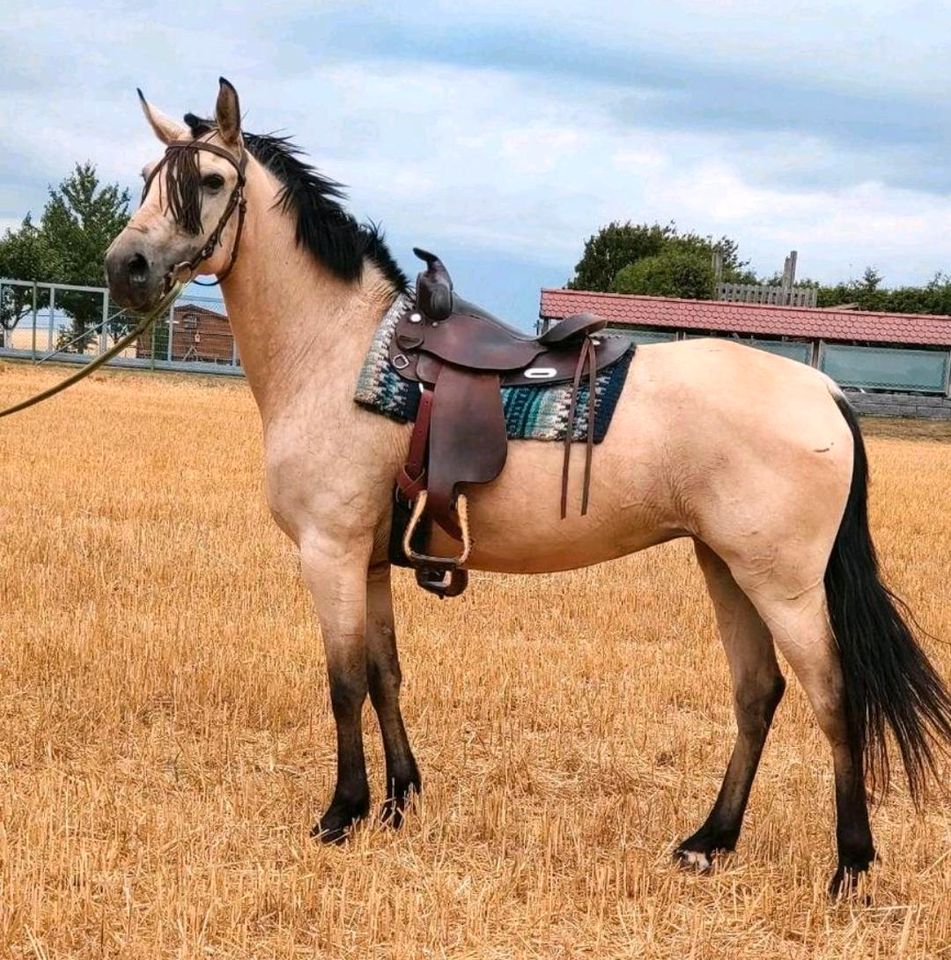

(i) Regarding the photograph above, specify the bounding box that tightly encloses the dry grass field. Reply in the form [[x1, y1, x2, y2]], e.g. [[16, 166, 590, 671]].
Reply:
[[0, 362, 948, 959]]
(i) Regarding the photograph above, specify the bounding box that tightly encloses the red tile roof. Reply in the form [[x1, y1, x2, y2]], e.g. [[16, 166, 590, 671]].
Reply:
[[539, 289, 951, 348]]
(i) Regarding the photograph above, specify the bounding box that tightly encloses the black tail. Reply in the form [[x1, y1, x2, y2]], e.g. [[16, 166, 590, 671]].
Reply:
[[826, 394, 951, 803]]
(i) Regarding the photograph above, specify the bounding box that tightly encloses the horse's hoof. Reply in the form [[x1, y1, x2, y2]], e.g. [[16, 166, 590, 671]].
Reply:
[[379, 780, 421, 829], [829, 863, 873, 901], [674, 847, 714, 873], [312, 801, 369, 844]]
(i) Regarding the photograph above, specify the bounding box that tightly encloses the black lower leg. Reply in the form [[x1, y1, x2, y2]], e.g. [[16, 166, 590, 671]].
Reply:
[[676, 674, 785, 867], [830, 742, 875, 896], [368, 656, 421, 827], [314, 673, 371, 843]]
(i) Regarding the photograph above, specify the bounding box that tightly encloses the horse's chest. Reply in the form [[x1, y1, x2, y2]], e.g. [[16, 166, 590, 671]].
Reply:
[[260, 425, 396, 545]]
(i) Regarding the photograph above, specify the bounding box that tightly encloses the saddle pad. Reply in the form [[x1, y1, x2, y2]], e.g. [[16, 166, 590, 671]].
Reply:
[[354, 294, 635, 443]]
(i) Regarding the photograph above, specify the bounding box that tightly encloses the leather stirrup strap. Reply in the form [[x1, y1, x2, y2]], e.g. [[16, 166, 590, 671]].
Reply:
[[397, 387, 434, 501], [561, 337, 598, 519]]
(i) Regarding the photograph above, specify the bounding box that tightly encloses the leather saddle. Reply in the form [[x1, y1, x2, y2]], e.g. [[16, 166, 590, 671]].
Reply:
[[389, 248, 629, 598]]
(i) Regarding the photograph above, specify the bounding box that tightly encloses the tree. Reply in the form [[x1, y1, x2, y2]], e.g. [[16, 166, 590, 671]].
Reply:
[[567, 220, 751, 295], [612, 248, 716, 299], [0, 214, 54, 344], [567, 221, 671, 292], [40, 163, 131, 352], [0, 163, 131, 352]]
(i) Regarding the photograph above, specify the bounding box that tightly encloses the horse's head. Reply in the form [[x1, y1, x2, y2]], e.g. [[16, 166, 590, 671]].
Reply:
[[105, 78, 247, 312]]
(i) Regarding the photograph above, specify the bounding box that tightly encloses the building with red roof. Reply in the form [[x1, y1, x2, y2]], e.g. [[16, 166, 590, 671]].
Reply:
[[539, 289, 951, 416]]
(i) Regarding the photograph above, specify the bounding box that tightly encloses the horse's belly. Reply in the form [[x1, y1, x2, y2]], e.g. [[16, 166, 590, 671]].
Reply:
[[429, 401, 683, 574]]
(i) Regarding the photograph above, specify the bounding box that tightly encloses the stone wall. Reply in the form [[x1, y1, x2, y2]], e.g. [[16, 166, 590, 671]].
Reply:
[[843, 390, 951, 419]]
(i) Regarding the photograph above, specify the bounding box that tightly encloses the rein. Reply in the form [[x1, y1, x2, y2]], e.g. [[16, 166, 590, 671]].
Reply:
[[142, 138, 248, 288], [0, 284, 182, 419]]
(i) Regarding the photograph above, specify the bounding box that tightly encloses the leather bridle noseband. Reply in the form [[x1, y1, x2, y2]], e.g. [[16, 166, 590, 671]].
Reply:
[[141, 138, 248, 289]]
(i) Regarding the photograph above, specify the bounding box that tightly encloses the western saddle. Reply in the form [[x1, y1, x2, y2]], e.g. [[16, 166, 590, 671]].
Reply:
[[389, 248, 629, 598]]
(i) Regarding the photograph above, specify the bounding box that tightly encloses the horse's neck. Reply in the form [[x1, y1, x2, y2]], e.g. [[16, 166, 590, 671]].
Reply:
[[218, 167, 395, 425]]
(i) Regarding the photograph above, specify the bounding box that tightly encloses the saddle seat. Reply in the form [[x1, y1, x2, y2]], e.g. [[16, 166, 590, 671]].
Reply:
[[388, 248, 630, 598]]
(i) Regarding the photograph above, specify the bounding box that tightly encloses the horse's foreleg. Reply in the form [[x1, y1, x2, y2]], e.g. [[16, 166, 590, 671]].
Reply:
[[366, 562, 421, 826], [675, 541, 786, 870], [301, 539, 372, 843]]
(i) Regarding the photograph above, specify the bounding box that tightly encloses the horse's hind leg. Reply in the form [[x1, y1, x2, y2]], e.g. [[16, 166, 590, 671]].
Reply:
[[735, 578, 875, 894], [366, 562, 421, 826], [675, 541, 786, 870]]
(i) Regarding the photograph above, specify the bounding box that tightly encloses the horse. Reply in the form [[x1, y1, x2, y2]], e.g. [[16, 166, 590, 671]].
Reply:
[[104, 78, 951, 895]]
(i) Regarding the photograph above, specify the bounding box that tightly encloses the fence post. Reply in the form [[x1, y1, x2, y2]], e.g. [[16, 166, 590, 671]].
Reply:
[[100, 290, 109, 358], [167, 303, 174, 363], [48, 286, 56, 353], [31, 282, 38, 361]]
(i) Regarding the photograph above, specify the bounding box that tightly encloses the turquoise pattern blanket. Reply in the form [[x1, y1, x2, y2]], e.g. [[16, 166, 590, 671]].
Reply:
[[354, 294, 634, 443]]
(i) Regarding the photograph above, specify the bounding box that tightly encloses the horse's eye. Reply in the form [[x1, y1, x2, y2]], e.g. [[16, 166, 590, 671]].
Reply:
[[202, 173, 225, 191]]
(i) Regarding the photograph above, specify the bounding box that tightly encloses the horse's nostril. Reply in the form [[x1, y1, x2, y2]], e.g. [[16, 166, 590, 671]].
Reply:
[[127, 253, 150, 285]]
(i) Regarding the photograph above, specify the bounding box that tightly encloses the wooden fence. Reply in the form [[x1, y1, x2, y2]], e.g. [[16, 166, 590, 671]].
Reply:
[[716, 282, 818, 308]]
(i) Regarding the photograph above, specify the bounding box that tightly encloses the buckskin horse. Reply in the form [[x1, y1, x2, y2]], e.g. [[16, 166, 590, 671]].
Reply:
[[103, 79, 950, 895]]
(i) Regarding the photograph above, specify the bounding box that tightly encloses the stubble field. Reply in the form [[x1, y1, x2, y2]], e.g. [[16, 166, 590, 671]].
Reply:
[[0, 363, 948, 959]]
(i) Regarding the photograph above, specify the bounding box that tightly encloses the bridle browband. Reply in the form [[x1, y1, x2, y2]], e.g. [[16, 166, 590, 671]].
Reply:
[[141, 138, 248, 288]]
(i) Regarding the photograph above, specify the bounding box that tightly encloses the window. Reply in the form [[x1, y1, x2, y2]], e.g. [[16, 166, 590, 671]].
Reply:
[[819, 343, 950, 393]]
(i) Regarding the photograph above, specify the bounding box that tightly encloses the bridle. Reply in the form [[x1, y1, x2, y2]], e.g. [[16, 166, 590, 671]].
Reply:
[[141, 138, 248, 289], [0, 139, 248, 419]]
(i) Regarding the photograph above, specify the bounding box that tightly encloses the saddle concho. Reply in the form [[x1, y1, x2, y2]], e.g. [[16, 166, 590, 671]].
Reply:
[[387, 248, 631, 598]]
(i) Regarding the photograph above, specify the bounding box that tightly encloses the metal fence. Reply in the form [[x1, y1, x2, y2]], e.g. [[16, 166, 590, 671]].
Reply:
[[0, 278, 241, 376], [632, 327, 950, 395], [5, 277, 951, 397]]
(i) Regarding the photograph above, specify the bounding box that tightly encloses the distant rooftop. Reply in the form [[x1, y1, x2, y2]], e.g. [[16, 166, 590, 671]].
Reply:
[[539, 289, 951, 348]]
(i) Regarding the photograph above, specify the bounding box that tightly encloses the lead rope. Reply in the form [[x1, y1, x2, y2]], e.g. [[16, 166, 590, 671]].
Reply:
[[0, 140, 247, 419], [0, 283, 183, 419]]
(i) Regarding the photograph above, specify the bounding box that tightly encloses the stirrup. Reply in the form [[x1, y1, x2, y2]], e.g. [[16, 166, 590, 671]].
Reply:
[[415, 566, 469, 599], [402, 491, 472, 567]]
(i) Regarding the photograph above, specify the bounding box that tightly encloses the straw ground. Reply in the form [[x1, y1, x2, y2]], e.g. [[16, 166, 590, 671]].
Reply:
[[0, 363, 948, 959]]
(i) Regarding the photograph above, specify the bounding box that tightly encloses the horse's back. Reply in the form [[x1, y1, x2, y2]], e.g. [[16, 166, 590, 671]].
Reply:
[[456, 336, 853, 576]]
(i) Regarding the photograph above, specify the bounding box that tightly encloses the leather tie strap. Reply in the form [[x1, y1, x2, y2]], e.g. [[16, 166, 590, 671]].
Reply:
[[561, 336, 598, 519]]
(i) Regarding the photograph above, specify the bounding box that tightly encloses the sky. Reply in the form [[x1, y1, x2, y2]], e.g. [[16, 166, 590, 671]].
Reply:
[[3, 1, 951, 323]]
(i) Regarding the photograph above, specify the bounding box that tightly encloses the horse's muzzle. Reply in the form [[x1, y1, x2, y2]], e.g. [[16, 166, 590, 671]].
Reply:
[[104, 245, 164, 312]]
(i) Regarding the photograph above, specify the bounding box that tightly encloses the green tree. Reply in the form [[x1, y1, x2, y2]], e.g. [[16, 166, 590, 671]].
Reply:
[[567, 221, 671, 292], [815, 266, 904, 313], [40, 163, 130, 352], [612, 248, 716, 299], [0, 163, 132, 352], [0, 214, 54, 344], [567, 220, 751, 295]]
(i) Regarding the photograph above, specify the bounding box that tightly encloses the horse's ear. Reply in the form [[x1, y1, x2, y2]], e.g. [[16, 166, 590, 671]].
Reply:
[[137, 89, 187, 145], [215, 77, 242, 147]]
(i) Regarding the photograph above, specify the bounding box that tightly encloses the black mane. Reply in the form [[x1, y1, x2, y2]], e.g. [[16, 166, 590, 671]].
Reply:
[[184, 114, 408, 294]]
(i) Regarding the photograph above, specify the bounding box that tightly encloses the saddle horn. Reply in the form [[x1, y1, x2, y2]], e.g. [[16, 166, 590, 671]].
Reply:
[[413, 247, 453, 321]]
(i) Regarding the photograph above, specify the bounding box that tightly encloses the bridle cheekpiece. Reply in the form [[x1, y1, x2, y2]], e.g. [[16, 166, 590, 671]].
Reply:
[[141, 138, 248, 289]]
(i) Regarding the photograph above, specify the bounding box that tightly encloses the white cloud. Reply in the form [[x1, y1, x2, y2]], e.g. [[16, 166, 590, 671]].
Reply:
[[3, 1, 951, 300]]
